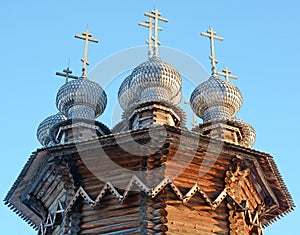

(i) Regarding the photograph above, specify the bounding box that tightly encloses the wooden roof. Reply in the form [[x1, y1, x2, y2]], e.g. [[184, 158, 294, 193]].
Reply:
[[5, 125, 294, 230]]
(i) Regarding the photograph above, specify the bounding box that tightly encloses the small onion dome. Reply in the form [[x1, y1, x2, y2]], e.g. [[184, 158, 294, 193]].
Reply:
[[230, 118, 256, 148], [56, 78, 107, 120], [118, 56, 182, 110], [36, 112, 67, 146], [118, 74, 139, 111], [190, 75, 242, 122]]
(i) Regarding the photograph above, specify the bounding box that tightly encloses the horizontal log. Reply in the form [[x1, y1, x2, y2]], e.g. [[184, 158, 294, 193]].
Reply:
[[81, 212, 140, 229], [80, 220, 139, 234], [81, 207, 140, 222]]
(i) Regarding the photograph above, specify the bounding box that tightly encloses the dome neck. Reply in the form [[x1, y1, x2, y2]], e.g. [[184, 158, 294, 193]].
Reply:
[[67, 105, 96, 120], [203, 106, 233, 122], [198, 120, 242, 145]]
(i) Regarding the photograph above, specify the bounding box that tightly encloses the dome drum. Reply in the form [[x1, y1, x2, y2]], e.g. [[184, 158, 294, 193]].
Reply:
[[197, 118, 256, 148], [120, 100, 186, 130]]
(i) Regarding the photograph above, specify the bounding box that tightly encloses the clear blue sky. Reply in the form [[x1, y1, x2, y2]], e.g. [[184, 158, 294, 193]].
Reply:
[[0, 1, 299, 234]]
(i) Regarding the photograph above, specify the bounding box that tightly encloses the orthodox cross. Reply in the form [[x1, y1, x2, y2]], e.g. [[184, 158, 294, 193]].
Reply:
[[184, 101, 197, 128], [201, 27, 224, 75], [140, 9, 168, 57], [75, 29, 99, 76], [139, 18, 156, 58], [56, 67, 78, 83], [217, 67, 238, 82]]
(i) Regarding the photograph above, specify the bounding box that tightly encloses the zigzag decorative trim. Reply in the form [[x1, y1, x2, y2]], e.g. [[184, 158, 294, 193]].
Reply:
[[38, 170, 263, 235], [65, 175, 229, 213]]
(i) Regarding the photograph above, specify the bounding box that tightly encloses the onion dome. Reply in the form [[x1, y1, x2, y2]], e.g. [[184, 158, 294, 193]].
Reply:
[[231, 118, 256, 148], [56, 77, 107, 120], [118, 75, 139, 111], [36, 112, 67, 147], [190, 75, 243, 122], [118, 56, 182, 110]]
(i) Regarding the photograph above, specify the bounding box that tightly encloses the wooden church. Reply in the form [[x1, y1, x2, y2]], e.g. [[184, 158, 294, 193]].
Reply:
[[5, 9, 294, 235]]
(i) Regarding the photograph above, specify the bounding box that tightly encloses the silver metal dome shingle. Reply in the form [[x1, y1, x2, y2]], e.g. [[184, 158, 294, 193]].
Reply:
[[190, 75, 243, 122], [36, 112, 67, 147], [232, 118, 256, 148], [118, 56, 182, 110], [56, 78, 107, 120], [118, 74, 139, 111]]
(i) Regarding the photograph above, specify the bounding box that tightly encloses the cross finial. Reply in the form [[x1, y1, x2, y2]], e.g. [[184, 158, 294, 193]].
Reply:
[[201, 27, 224, 75], [75, 29, 99, 77], [56, 67, 78, 83], [217, 67, 238, 82], [139, 18, 155, 58], [139, 9, 168, 58]]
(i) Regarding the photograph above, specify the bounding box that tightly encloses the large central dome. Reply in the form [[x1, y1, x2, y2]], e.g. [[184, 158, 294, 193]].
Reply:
[[118, 56, 182, 110]]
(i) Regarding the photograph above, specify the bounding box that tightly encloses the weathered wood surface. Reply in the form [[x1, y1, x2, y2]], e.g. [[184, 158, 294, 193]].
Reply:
[[6, 126, 294, 234]]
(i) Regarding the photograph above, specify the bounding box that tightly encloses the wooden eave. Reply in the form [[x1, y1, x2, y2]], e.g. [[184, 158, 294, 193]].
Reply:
[[5, 125, 294, 229], [4, 151, 47, 229]]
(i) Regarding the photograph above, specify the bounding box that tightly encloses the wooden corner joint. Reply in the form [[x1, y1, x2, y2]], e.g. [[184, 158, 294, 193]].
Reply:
[[226, 157, 265, 235]]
